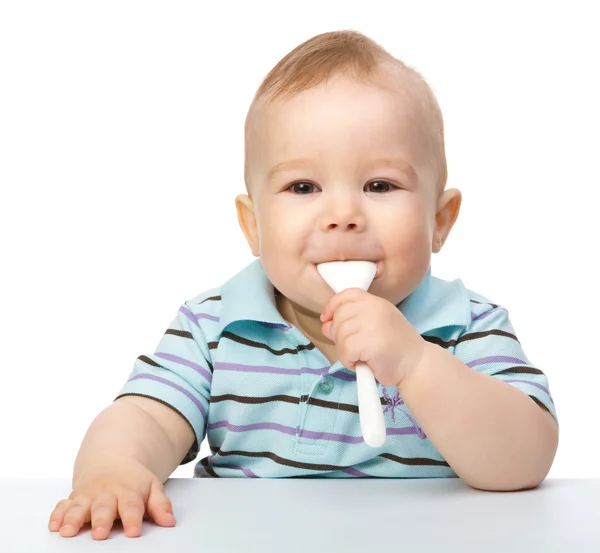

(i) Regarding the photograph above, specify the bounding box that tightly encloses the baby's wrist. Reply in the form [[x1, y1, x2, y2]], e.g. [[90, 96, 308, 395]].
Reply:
[[395, 340, 430, 390]]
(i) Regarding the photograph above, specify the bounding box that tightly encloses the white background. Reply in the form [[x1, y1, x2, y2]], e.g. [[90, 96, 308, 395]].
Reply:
[[1, 1, 597, 479]]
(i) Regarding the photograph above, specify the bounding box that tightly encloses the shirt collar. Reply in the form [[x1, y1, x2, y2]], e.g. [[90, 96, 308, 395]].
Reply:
[[216, 258, 472, 338], [217, 259, 289, 337], [398, 266, 473, 334]]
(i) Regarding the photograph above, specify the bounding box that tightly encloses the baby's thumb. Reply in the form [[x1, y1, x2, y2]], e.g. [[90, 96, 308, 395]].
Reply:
[[146, 479, 176, 527]]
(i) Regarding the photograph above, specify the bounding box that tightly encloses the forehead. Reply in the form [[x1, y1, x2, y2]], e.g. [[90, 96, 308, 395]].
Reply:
[[247, 75, 431, 181]]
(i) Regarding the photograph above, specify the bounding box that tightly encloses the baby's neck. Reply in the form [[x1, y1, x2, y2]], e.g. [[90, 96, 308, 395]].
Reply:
[[275, 293, 336, 353]]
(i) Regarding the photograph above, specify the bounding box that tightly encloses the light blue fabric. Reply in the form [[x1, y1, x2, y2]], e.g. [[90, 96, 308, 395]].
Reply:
[[116, 258, 557, 478]]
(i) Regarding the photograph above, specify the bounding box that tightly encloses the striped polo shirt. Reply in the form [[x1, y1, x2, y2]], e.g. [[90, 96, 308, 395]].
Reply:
[[115, 259, 558, 478]]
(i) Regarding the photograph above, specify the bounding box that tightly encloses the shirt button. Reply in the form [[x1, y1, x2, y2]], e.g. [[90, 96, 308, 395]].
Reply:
[[319, 377, 334, 395]]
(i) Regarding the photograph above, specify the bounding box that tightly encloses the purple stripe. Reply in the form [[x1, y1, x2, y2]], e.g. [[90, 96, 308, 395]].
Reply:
[[467, 355, 525, 368], [179, 305, 199, 327], [211, 463, 259, 478], [331, 371, 358, 381], [216, 362, 302, 375], [128, 373, 206, 419], [209, 420, 298, 436], [209, 420, 362, 443], [208, 419, 421, 444], [215, 361, 357, 380], [215, 362, 328, 376], [342, 467, 370, 477], [197, 313, 220, 322], [155, 352, 212, 383], [471, 307, 509, 321], [505, 378, 553, 402], [298, 428, 363, 443], [387, 426, 424, 438], [303, 366, 331, 376]]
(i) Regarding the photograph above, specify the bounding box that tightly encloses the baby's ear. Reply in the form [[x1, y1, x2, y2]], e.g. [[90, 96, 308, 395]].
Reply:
[[432, 188, 461, 253], [235, 194, 260, 256]]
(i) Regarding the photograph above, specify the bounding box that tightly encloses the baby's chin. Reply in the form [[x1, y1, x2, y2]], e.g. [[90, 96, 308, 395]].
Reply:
[[284, 293, 323, 318]]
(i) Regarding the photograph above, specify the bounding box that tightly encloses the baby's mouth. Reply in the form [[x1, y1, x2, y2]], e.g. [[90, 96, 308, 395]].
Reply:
[[307, 238, 385, 274], [313, 259, 382, 279]]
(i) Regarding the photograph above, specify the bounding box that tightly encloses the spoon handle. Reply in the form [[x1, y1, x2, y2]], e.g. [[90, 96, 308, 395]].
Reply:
[[355, 361, 386, 447]]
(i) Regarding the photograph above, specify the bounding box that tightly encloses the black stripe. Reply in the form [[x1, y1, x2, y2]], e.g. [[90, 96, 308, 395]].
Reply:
[[210, 393, 362, 414], [423, 329, 518, 349], [457, 329, 519, 344], [211, 448, 448, 471], [181, 437, 199, 465], [138, 352, 213, 375], [197, 295, 221, 304], [200, 456, 220, 477], [495, 366, 544, 375], [115, 392, 182, 419], [422, 335, 450, 347], [137, 355, 163, 368], [211, 394, 300, 406], [165, 328, 193, 339], [529, 396, 551, 413], [380, 453, 450, 467], [306, 396, 361, 413], [470, 299, 499, 309], [221, 330, 315, 355]]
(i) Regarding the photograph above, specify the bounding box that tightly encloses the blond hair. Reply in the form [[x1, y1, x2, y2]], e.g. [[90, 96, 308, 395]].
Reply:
[[244, 30, 447, 193]]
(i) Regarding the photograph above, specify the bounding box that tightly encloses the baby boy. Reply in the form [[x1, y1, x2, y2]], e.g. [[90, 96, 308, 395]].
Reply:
[[48, 30, 559, 540]]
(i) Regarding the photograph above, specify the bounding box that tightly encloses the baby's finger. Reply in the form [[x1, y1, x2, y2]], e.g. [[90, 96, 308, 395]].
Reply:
[[321, 320, 332, 338], [146, 479, 176, 527], [59, 502, 92, 537], [116, 492, 145, 538], [89, 492, 118, 541], [48, 498, 75, 531]]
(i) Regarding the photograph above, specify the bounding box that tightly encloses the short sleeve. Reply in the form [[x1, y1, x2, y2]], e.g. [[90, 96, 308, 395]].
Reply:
[[453, 304, 558, 427], [115, 302, 213, 464]]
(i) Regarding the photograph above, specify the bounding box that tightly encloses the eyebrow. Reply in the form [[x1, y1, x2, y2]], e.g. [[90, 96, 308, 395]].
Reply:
[[266, 156, 419, 182], [267, 158, 313, 181], [366, 158, 419, 181]]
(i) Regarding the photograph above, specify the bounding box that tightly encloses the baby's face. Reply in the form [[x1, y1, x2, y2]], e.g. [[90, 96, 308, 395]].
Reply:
[[239, 75, 448, 317]]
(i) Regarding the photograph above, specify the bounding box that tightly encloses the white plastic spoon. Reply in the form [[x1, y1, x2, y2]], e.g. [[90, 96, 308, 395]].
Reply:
[[317, 260, 386, 447]]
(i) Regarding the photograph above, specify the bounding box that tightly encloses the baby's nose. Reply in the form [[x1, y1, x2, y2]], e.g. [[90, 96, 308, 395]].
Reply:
[[321, 193, 367, 231], [324, 209, 366, 231], [327, 221, 358, 231]]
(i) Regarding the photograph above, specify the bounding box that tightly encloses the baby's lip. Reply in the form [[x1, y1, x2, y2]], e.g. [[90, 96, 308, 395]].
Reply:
[[314, 259, 382, 279], [307, 237, 385, 265], [374, 261, 382, 279]]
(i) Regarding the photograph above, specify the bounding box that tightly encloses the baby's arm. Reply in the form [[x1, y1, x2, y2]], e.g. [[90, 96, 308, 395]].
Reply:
[[399, 304, 558, 491], [49, 395, 195, 540], [399, 344, 558, 491], [73, 395, 195, 484]]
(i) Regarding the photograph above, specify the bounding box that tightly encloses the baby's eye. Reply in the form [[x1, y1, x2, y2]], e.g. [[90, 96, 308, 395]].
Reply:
[[288, 182, 317, 194], [366, 180, 396, 193]]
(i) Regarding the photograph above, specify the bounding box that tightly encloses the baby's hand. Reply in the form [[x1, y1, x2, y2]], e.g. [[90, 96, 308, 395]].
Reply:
[[320, 288, 426, 387], [48, 457, 175, 540]]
